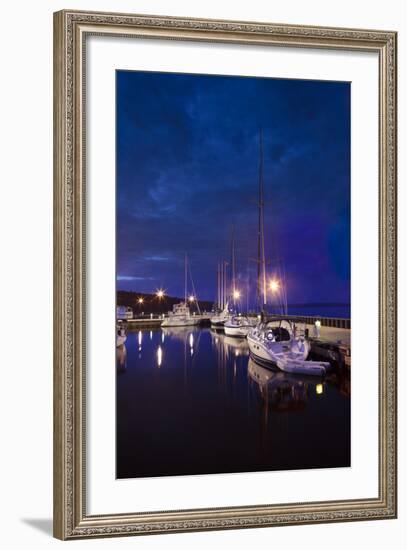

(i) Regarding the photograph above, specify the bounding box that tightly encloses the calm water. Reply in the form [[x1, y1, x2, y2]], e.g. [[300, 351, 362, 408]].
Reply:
[[117, 328, 350, 479]]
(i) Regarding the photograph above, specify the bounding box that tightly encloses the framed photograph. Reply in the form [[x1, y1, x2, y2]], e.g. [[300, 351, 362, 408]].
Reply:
[[53, 9, 397, 539]]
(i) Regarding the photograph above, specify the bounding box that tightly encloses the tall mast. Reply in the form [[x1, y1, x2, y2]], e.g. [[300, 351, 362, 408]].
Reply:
[[217, 262, 220, 309], [257, 129, 267, 309], [223, 260, 228, 308], [184, 253, 187, 303], [219, 260, 224, 309], [231, 226, 236, 302]]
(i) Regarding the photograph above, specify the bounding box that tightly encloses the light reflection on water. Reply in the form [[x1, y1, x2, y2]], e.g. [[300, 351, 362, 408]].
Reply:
[[116, 327, 350, 479]]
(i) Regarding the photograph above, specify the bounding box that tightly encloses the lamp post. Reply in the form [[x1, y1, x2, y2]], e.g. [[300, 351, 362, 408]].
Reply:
[[155, 289, 166, 317], [137, 296, 144, 317]]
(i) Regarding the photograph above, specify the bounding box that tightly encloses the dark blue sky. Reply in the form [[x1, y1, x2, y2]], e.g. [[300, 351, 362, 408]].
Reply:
[[116, 70, 350, 306]]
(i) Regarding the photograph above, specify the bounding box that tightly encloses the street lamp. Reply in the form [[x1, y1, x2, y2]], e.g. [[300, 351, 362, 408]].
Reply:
[[188, 295, 195, 303], [156, 289, 165, 299], [233, 290, 241, 301]]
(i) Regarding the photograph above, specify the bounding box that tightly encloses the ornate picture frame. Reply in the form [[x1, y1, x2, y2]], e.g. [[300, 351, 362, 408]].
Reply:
[[53, 9, 397, 540]]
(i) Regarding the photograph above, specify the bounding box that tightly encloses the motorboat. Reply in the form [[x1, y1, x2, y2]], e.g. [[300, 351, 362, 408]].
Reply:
[[116, 305, 133, 320], [161, 302, 200, 327], [224, 315, 252, 337], [247, 320, 330, 376]]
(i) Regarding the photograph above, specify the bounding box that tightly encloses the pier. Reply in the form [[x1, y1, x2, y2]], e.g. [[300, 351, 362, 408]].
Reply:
[[263, 314, 351, 368], [124, 313, 212, 329], [123, 313, 351, 369]]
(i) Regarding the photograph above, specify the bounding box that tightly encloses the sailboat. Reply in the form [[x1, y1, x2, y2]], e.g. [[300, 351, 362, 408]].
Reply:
[[210, 258, 229, 328], [223, 227, 252, 336], [161, 255, 200, 327], [210, 301, 230, 328], [247, 131, 330, 376]]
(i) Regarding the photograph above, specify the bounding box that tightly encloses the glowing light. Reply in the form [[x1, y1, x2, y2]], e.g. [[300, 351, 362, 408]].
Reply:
[[188, 295, 195, 302], [157, 346, 163, 367], [156, 289, 165, 299], [233, 290, 241, 300], [138, 330, 142, 350], [138, 297, 144, 304], [269, 279, 280, 293], [316, 383, 323, 395], [189, 333, 194, 348]]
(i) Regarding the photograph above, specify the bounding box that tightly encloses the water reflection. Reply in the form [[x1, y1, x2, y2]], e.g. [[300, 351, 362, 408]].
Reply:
[[116, 344, 127, 372], [316, 383, 324, 395], [211, 330, 250, 357], [156, 345, 163, 368], [116, 327, 351, 479], [248, 358, 312, 412]]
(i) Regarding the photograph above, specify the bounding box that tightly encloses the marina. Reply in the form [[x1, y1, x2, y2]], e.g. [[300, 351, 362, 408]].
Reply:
[[117, 326, 350, 479], [123, 313, 351, 369], [115, 72, 352, 479]]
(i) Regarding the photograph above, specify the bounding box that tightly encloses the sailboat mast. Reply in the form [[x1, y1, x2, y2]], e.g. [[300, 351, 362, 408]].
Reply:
[[219, 260, 224, 309], [223, 260, 228, 308], [257, 129, 267, 309], [231, 227, 236, 301], [217, 262, 220, 309], [184, 253, 187, 303]]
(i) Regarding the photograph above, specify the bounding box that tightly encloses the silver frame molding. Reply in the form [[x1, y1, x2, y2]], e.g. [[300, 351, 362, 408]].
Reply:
[[53, 9, 397, 540]]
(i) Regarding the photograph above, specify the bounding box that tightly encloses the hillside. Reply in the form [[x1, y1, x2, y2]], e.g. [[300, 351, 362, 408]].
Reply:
[[117, 290, 214, 315]]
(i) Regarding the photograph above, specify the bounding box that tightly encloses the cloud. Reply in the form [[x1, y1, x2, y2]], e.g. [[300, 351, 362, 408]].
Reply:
[[117, 275, 155, 281]]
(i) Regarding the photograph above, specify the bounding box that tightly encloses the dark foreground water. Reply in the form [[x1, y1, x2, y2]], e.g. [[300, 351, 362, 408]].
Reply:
[[117, 328, 350, 479]]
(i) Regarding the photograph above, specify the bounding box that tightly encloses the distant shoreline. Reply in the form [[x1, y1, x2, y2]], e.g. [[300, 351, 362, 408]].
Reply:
[[117, 290, 350, 318]]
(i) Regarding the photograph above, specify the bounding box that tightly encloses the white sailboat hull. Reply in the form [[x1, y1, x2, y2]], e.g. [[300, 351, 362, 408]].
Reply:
[[210, 319, 227, 328], [224, 324, 250, 337], [247, 331, 328, 376]]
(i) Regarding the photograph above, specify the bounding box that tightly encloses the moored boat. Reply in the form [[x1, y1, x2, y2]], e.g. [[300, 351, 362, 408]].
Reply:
[[247, 320, 330, 376], [161, 302, 200, 327], [210, 302, 230, 328], [161, 254, 201, 327], [116, 305, 133, 320], [224, 315, 252, 337]]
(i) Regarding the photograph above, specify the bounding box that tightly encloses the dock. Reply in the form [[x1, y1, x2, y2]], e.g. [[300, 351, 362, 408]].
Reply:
[[121, 313, 212, 329], [120, 312, 351, 368], [126, 317, 163, 329], [306, 325, 351, 368], [263, 314, 351, 368]]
